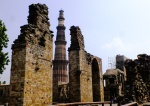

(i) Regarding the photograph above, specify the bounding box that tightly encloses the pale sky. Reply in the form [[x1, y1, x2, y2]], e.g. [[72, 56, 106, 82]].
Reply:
[[1, 0, 150, 84]]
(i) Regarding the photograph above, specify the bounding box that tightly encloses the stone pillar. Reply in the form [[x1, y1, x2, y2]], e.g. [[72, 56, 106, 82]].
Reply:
[[9, 3, 53, 105], [68, 26, 93, 102]]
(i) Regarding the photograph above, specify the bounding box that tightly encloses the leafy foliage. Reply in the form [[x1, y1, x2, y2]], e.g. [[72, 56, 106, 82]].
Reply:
[[0, 20, 9, 74]]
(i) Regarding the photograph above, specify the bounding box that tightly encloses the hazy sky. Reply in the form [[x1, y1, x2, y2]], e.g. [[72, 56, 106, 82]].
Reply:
[[1, 0, 150, 84]]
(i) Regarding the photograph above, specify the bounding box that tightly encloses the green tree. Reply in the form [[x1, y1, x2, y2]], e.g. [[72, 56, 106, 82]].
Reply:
[[0, 20, 9, 74]]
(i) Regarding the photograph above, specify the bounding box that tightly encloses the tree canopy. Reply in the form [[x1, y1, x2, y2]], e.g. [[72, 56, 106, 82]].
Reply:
[[0, 20, 9, 74]]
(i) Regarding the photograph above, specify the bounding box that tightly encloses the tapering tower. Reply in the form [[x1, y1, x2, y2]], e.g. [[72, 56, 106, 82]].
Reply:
[[53, 10, 68, 83]]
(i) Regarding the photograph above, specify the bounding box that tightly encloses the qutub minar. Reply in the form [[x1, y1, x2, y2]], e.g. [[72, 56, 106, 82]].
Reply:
[[53, 10, 68, 83]]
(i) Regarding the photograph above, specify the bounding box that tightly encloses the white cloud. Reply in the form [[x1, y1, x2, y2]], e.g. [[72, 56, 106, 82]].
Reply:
[[101, 37, 132, 53], [101, 36, 150, 60]]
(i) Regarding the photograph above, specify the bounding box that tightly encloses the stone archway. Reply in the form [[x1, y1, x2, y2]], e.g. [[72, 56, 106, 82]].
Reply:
[[68, 26, 104, 102], [92, 58, 100, 102]]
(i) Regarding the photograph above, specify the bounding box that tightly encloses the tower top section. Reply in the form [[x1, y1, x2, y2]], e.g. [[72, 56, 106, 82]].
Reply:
[[58, 9, 65, 20], [58, 10, 65, 26]]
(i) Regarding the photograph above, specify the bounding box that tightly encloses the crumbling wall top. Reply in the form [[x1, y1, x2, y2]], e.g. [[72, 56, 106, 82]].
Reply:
[[12, 3, 53, 49], [28, 3, 49, 25], [68, 26, 85, 51]]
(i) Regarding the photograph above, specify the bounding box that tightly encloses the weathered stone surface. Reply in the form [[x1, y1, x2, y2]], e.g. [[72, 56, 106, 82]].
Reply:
[[116, 55, 128, 81], [56, 83, 69, 103], [124, 54, 150, 103], [9, 3, 53, 106], [68, 26, 104, 102], [103, 68, 125, 101]]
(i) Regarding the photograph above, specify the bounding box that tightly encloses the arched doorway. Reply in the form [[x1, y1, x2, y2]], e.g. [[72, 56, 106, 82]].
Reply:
[[92, 58, 100, 102]]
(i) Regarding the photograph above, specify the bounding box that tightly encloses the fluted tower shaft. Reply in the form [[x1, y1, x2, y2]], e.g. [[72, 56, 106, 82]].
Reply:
[[53, 10, 68, 83]]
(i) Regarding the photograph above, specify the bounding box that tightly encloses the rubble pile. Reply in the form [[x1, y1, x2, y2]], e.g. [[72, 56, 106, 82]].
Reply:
[[124, 54, 150, 103]]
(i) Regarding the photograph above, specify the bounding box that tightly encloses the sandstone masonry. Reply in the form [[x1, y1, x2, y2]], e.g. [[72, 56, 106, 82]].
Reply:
[[68, 26, 104, 102], [124, 54, 150, 103], [9, 4, 53, 106]]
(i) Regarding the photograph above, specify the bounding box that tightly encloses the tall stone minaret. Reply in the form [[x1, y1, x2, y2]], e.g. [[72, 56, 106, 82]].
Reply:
[[53, 10, 68, 83]]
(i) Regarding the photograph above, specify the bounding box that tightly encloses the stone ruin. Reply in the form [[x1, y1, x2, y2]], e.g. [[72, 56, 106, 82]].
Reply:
[[68, 26, 104, 102], [53, 26, 105, 103], [9, 3, 53, 105], [0, 3, 104, 105], [103, 68, 125, 101], [103, 55, 127, 102], [1, 3, 150, 106], [103, 54, 150, 104], [124, 54, 150, 104]]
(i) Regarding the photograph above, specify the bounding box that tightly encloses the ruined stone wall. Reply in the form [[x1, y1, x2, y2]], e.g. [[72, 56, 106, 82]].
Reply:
[[116, 55, 128, 81], [103, 69, 125, 101], [68, 50, 81, 102], [79, 50, 93, 102], [9, 4, 53, 106], [68, 26, 104, 102], [68, 49, 93, 102], [94, 57, 104, 101], [124, 54, 150, 103], [9, 47, 26, 105]]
